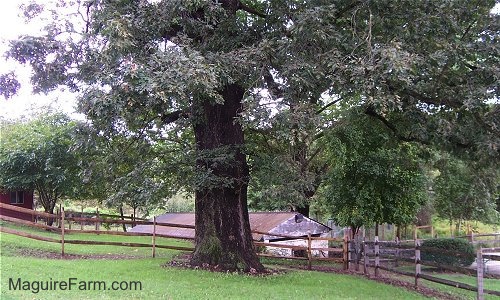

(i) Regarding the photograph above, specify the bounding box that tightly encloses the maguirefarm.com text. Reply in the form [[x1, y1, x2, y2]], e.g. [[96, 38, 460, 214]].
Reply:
[[8, 277, 143, 294]]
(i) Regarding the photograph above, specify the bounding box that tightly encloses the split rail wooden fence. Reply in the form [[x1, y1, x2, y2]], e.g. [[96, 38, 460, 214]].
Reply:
[[0, 203, 347, 270], [348, 236, 500, 299]]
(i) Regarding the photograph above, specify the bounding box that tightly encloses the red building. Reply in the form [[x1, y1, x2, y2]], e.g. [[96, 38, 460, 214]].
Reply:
[[0, 190, 35, 221]]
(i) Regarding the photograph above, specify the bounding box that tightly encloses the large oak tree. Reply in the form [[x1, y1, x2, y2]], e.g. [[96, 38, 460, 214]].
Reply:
[[3, 0, 498, 271]]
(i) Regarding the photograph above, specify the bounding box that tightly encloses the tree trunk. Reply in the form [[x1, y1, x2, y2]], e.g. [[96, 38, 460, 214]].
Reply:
[[190, 84, 264, 272], [119, 206, 127, 232], [42, 196, 56, 226]]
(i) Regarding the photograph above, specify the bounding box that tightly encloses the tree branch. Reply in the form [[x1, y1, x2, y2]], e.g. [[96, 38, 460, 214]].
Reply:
[[160, 110, 186, 124], [387, 80, 462, 109], [335, 1, 364, 18], [316, 97, 343, 114], [364, 106, 429, 144], [238, 1, 266, 18], [263, 68, 284, 99]]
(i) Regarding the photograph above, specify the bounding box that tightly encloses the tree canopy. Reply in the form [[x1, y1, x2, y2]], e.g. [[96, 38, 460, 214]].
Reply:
[[0, 113, 79, 220], [320, 110, 428, 233], [433, 154, 499, 225]]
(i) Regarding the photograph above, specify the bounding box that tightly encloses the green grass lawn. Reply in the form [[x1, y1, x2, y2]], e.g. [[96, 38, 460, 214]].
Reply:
[[388, 264, 500, 300], [0, 223, 432, 300], [0, 221, 191, 258]]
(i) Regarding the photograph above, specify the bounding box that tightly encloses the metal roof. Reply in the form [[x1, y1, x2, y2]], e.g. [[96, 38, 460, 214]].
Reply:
[[130, 212, 331, 241]]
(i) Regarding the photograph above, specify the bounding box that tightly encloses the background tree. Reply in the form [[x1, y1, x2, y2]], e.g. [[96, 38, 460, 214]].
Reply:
[[74, 123, 190, 220], [0, 113, 79, 224], [433, 154, 499, 229], [320, 110, 428, 236], [246, 102, 330, 216]]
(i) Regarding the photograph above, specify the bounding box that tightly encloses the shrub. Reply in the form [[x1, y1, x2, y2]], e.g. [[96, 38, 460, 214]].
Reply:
[[421, 238, 475, 267]]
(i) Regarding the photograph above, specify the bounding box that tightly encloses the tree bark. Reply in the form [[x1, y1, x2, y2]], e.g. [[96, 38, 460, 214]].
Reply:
[[38, 189, 56, 226], [119, 206, 127, 232], [190, 84, 264, 272]]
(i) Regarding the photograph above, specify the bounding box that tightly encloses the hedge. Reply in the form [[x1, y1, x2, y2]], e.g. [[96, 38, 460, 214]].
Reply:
[[421, 238, 475, 267]]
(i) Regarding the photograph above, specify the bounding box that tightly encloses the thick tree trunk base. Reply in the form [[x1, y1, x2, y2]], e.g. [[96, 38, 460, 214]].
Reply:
[[190, 84, 264, 272]]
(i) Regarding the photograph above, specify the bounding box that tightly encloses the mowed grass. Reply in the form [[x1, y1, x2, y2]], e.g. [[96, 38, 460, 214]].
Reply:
[[422, 271, 500, 300], [387, 264, 500, 300], [0, 221, 191, 258], [1, 223, 429, 300]]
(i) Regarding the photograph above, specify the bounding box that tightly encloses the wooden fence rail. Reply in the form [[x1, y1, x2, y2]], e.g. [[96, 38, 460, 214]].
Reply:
[[357, 235, 500, 299], [0, 226, 60, 243], [1, 203, 346, 269], [4, 202, 497, 298]]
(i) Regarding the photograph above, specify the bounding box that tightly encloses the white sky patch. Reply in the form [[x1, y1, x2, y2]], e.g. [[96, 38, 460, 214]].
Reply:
[[0, 0, 79, 121], [492, 3, 500, 15]]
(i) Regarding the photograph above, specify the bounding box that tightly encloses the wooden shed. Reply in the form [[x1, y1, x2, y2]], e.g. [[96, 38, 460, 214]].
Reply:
[[0, 189, 35, 221], [130, 212, 331, 257]]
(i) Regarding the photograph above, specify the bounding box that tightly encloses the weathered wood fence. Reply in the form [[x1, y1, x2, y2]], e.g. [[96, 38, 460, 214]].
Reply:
[[347, 235, 500, 299], [0, 203, 347, 270], [4, 203, 498, 298]]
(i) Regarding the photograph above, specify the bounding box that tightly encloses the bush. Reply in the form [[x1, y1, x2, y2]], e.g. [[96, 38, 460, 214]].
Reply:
[[421, 238, 475, 267]]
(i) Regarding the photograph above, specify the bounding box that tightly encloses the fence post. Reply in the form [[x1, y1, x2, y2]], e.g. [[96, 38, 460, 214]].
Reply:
[[133, 208, 136, 228], [55, 207, 60, 227], [61, 207, 65, 257], [363, 239, 369, 276], [68, 213, 72, 230], [477, 248, 484, 300], [307, 233, 312, 270], [152, 216, 157, 258], [374, 236, 380, 277], [415, 239, 421, 287], [395, 237, 400, 267], [343, 233, 349, 270], [96, 207, 100, 232], [80, 206, 84, 230], [355, 236, 361, 271]]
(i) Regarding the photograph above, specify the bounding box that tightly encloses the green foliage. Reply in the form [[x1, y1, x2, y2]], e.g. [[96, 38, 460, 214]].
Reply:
[[321, 111, 428, 229], [433, 154, 499, 225], [73, 123, 188, 215], [421, 238, 475, 267], [0, 113, 80, 213], [164, 192, 194, 213], [0, 72, 20, 98]]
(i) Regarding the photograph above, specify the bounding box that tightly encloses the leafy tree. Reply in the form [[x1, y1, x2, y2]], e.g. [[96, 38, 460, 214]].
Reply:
[[433, 155, 499, 227], [321, 111, 428, 235], [74, 124, 188, 218], [0, 113, 79, 224], [246, 103, 329, 216], [4, 0, 499, 271]]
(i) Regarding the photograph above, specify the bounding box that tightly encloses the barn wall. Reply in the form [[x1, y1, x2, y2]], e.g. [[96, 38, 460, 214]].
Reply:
[[262, 215, 331, 257], [0, 191, 34, 221], [264, 238, 329, 257]]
